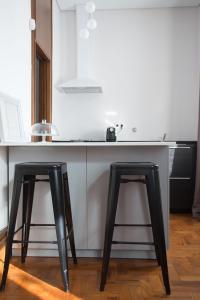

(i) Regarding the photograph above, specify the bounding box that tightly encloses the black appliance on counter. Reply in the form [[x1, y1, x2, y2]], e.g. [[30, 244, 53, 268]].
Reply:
[[170, 141, 197, 213], [106, 127, 116, 142]]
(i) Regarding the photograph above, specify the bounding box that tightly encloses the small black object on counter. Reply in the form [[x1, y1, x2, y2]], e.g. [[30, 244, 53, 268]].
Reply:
[[106, 127, 116, 142]]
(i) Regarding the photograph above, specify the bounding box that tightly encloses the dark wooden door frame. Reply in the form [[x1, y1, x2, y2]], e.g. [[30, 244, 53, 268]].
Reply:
[[31, 0, 36, 125], [31, 0, 52, 126], [36, 44, 52, 122]]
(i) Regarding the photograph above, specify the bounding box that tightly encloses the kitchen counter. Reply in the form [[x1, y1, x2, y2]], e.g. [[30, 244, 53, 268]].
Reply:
[[0, 142, 172, 259], [0, 141, 175, 146]]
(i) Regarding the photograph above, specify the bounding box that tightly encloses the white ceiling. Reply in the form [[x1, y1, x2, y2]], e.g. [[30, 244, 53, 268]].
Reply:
[[57, 0, 200, 10]]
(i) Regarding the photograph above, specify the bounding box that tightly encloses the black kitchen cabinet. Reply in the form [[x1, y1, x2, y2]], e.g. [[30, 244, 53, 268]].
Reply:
[[170, 142, 197, 213]]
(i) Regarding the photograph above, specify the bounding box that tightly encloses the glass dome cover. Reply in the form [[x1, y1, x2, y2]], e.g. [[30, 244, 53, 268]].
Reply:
[[31, 119, 59, 142]]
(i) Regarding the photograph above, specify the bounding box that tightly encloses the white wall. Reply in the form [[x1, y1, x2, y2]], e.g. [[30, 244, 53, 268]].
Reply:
[[0, 0, 31, 138], [53, 7, 199, 141], [52, 0, 63, 123], [198, 7, 200, 64], [198, 7, 200, 94], [0, 0, 31, 230]]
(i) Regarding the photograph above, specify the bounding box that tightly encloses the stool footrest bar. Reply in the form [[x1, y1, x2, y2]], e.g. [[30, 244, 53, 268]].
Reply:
[[13, 231, 72, 245], [28, 223, 67, 227], [13, 240, 58, 244], [13, 223, 68, 234], [114, 224, 152, 227], [112, 241, 154, 245], [23, 179, 50, 184], [13, 234, 71, 244], [120, 179, 146, 184], [30, 223, 57, 227]]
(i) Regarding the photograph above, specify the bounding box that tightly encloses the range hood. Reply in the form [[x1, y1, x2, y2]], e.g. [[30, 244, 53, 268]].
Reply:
[[59, 5, 102, 94]]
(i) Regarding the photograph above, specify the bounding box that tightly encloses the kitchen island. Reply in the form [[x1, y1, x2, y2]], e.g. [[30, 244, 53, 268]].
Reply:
[[0, 141, 174, 259]]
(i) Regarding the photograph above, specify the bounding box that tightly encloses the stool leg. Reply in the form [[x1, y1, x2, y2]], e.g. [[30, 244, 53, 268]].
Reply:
[[145, 175, 161, 266], [0, 174, 23, 291], [100, 170, 120, 291], [147, 169, 170, 295], [63, 172, 77, 264], [21, 175, 35, 263], [49, 170, 69, 292], [21, 176, 28, 261]]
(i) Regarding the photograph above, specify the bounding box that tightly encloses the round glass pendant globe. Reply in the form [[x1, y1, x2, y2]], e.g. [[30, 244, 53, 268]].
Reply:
[[80, 28, 90, 39], [85, 1, 96, 14], [87, 18, 97, 30]]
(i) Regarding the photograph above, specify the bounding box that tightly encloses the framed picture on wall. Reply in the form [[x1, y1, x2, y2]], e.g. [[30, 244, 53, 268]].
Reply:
[[0, 92, 25, 142]]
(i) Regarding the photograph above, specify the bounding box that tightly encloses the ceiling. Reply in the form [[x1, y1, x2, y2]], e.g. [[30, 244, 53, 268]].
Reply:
[[57, 0, 200, 10]]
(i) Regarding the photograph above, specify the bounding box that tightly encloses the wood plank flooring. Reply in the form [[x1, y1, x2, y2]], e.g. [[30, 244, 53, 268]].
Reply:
[[0, 214, 200, 299]]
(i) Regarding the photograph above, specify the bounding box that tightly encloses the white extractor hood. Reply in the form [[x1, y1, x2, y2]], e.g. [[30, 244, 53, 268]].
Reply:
[[59, 5, 102, 94]]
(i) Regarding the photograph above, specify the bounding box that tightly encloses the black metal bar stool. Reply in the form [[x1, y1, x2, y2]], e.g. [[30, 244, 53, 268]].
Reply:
[[0, 162, 77, 292], [100, 162, 170, 295]]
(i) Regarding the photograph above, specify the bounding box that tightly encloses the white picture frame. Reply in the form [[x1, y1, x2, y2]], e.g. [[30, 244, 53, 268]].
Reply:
[[0, 92, 25, 142]]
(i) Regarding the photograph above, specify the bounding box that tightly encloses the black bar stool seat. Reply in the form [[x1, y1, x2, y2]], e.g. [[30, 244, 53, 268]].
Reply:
[[111, 161, 156, 168], [16, 162, 67, 172], [100, 162, 170, 295], [0, 162, 77, 292]]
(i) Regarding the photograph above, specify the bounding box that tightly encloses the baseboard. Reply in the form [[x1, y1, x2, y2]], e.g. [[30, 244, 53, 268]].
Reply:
[[12, 248, 156, 259], [0, 227, 7, 247]]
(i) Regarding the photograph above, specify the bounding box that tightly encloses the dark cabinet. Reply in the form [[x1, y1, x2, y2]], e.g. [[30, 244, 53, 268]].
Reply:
[[170, 142, 197, 213]]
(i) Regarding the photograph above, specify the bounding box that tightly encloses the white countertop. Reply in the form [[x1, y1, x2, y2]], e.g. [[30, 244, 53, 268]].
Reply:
[[0, 141, 176, 147]]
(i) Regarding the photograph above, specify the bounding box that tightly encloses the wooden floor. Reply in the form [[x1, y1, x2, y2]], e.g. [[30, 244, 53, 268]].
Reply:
[[0, 214, 200, 299]]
